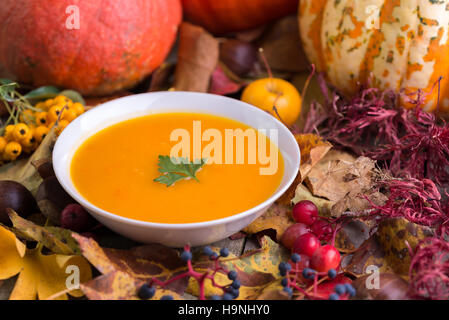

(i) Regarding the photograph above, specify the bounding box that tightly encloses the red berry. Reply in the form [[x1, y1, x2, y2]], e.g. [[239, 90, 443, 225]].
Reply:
[[292, 200, 318, 225], [292, 233, 320, 257], [281, 223, 310, 250], [311, 220, 333, 240], [310, 245, 341, 272], [60, 204, 93, 232]]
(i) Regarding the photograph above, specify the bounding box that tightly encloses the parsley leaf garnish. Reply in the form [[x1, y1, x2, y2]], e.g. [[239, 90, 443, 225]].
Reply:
[[153, 155, 207, 187]]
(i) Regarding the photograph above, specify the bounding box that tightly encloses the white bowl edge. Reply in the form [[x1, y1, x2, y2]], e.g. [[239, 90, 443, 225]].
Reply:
[[53, 92, 301, 247]]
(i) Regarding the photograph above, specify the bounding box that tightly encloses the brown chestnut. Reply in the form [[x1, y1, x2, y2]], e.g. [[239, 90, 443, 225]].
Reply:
[[36, 176, 75, 224], [0, 180, 38, 225], [352, 273, 410, 300], [32, 158, 55, 179], [219, 39, 258, 77]]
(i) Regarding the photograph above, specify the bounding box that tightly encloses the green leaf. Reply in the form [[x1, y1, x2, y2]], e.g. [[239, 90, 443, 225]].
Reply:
[[59, 89, 85, 104], [0, 79, 19, 101], [0, 78, 16, 85], [24, 85, 60, 102], [153, 155, 207, 187]]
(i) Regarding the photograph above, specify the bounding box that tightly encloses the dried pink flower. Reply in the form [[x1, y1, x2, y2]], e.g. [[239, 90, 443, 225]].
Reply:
[[304, 75, 449, 186], [408, 236, 449, 300]]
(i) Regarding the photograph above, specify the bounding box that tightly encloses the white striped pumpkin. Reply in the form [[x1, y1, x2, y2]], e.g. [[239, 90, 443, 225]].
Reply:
[[299, 0, 449, 112]]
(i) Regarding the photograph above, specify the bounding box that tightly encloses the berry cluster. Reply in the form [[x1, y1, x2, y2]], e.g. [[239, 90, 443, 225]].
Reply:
[[278, 200, 352, 299], [281, 200, 341, 273], [0, 95, 84, 163], [279, 254, 355, 300], [137, 245, 239, 300]]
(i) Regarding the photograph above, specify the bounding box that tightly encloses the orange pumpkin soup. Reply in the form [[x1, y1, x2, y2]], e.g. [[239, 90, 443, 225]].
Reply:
[[71, 113, 284, 223]]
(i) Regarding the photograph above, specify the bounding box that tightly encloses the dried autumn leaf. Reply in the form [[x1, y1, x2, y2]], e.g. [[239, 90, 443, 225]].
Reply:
[[187, 236, 290, 300], [81, 271, 180, 300], [345, 236, 393, 276], [376, 218, 433, 276], [352, 273, 410, 300], [331, 189, 387, 217], [0, 225, 91, 300], [148, 63, 175, 92], [257, 284, 290, 300], [209, 64, 244, 95], [305, 151, 377, 203], [174, 22, 219, 92], [276, 134, 331, 206], [242, 203, 293, 240], [304, 274, 352, 300], [334, 220, 371, 253], [8, 209, 80, 255], [296, 134, 332, 181], [292, 184, 333, 216], [73, 234, 188, 299], [0, 129, 56, 195], [346, 218, 432, 279]]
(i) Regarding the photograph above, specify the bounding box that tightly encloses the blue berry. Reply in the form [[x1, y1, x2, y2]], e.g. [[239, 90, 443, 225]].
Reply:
[[222, 293, 233, 300], [328, 269, 337, 279], [329, 293, 339, 300], [228, 287, 239, 299], [160, 295, 173, 300], [281, 278, 289, 287], [180, 251, 192, 261], [231, 280, 241, 289], [278, 262, 291, 276], [210, 295, 222, 300], [137, 284, 155, 300], [335, 284, 346, 295], [291, 253, 301, 263], [228, 270, 237, 281], [344, 284, 356, 297], [283, 287, 293, 296], [210, 252, 219, 260], [302, 268, 316, 280], [220, 248, 229, 257], [203, 246, 213, 256]]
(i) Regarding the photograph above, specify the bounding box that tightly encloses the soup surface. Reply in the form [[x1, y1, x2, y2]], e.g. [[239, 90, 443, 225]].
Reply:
[[71, 113, 284, 223]]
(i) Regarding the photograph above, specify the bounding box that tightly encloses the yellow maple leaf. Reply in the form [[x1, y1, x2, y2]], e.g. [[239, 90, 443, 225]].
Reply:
[[0, 225, 92, 300]]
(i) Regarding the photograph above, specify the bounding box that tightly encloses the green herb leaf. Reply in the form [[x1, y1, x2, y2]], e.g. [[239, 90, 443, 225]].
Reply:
[[59, 89, 86, 104], [24, 85, 60, 103], [153, 156, 207, 187]]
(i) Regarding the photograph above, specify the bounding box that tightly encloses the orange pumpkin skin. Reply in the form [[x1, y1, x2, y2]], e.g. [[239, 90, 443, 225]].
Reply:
[[0, 0, 181, 96], [299, 0, 449, 113], [182, 0, 298, 34]]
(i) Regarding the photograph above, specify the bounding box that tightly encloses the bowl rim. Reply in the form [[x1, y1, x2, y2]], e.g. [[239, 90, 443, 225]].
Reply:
[[53, 91, 300, 230]]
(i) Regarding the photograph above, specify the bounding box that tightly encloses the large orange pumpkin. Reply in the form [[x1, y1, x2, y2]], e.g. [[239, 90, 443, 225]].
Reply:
[[299, 0, 449, 113], [182, 0, 298, 34], [0, 0, 181, 96]]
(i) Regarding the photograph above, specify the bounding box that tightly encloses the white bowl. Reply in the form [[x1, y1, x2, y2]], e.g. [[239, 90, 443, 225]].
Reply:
[[53, 92, 300, 247]]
